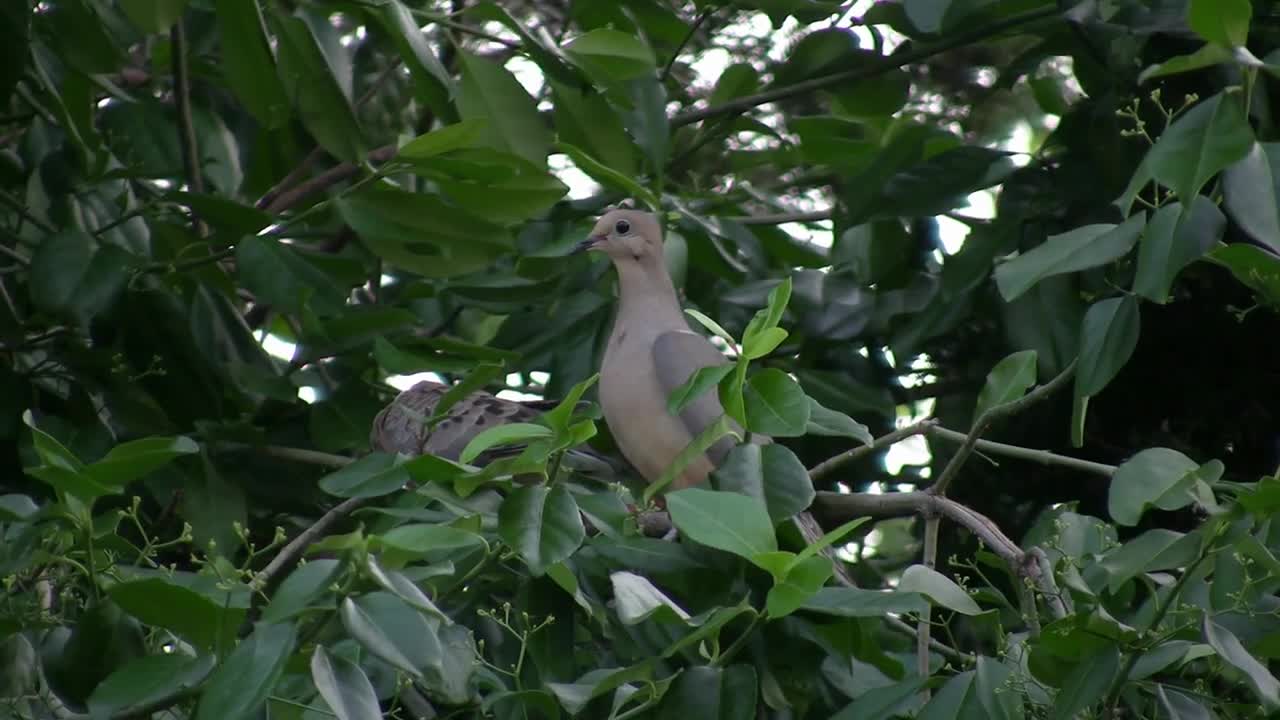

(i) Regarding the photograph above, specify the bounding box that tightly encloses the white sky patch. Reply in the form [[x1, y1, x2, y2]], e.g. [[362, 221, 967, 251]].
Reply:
[[386, 372, 445, 391], [506, 55, 546, 98], [549, 153, 602, 200]]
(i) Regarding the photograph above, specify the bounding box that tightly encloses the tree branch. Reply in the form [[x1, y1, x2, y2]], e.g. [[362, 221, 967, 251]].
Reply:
[[731, 209, 833, 226], [931, 359, 1078, 497], [170, 20, 206, 236], [671, 5, 1061, 128], [662, 8, 714, 82], [927, 424, 1116, 477], [810, 419, 937, 482], [264, 144, 398, 215]]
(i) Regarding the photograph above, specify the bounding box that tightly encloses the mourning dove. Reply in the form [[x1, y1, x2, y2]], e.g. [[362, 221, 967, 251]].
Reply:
[[579, 208, 854, 583]]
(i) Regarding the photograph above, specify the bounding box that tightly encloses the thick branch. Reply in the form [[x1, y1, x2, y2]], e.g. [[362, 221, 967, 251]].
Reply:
[[264, 144, 398, 215], [672, 6, 1060, 128]]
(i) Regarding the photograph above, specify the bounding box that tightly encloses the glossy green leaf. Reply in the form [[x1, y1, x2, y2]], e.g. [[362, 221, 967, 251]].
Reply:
[[974, 350, 1037, 419], [318, 453, 409, 499], [994, 215, 1145, 301], [108, 578, 241, 651], [556, 140, 659, 209], [1187, 0, 1251, 47], [648, 414, 742, 501], [337, 186, 512, 278], [396, 120, 487, 162], [564, 28, 657, 83], [195, 622, 296, 720], [712, 442, 814, 522], [311, 645, 382, 720], [1146, 90, 1254, 202], [1205, 243, 1280, 308], [268, 10, 364, 162], [456, 51, 551, 165], [459, 422, 553, 464], [215, 0, 290, 128], [362, 556, 449, 620], [498, 484, 586, 576], [765, 555, 833, 618], [898, 564, 982, 615], [743, 368, 811, 436], [29, 231, 134, 323], [1139, 43, 1233, 84], [804, 396, 873, 445], [611, 570, 692, 625], [1223, 142, 1280, 254], [118, 0, 188, 33], [88, 653, 215, 719], [262, 559, 343, 623], [550, 80, 639, 177], [1075, 296, 1140, 399], [1134, 197, 1225, 302], [375, 0, 454, 118], [1098, 529, 1199, 591], [1108, 448, 1201, 526], [1203, 616, 1280, 710], [1158, 686, 1215, 720], [667, 363, 734, 415], [667, 488, 778, 559], [1048, 646, 1119, 720]]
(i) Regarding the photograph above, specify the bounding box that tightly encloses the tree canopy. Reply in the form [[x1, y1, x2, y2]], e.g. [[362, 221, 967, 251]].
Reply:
[[3, 0, 1280, 718]]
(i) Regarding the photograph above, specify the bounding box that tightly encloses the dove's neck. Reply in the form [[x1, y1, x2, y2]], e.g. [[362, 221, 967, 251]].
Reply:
[[613, 260, 687, 331]]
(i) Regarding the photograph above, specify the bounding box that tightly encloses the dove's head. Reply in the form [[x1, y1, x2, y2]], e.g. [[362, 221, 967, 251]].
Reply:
[[577, 209, 663, 264]]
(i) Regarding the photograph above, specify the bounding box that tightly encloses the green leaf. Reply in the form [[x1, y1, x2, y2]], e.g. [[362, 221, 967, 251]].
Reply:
[[743, 369, 811, 436], [540, 372, 599, 436], [337, 185, 512, 278], [1205, 243, 1280, 308], [1203, 616, 1280, 710], [456, 51, 551, 165], [85, 437, 199, 491], [396, 120, 488, 161], [262, 559, 344, 623], [975, 350, 1037, 419], [459, 423, 553, 464], [1158, 686, 1216, 720], [318, 453, 409, 499], [374, 0, 454, 119], [1139, 43, 1233, 84], [898, 565, 982, 615], [742, 275, 793, 356], [214, 0, 290, 128], [88, 654, 215, 719], [341, 592, 441, 679], [667, 364, 734, 415], [195, 622, 297, 720], [647, 414, 742, 501], [1223, 142, 1280, 255], [712, 443, 814, 522], [268, 10, 364, 162], [667, 488, 778, 559], [1075, 296, 1140, 399], [1099, 529, 1199, 592], [498, 484, 586, 576], [29, 230, 133, 323], [765, 555, 833, 618], [1048, 646, 1120, 720], [1187, 0, 1251, 47], [118, 0, 189, 33], [657, 665, 757, 718], [1146, 90, 1254, 202], [800, 586, 929, 617], [565, 28, 656, 84], [311, 645, 382, 720], [993, 215, 1145, 302], [550, 80, 639, 178], [1109, 448, 1201, 526], [1134, 197, 1225, 302], [555, 141, 660, 209], [108, 578, 242, 651], [610, 571, 692, 625], [238, 237, 350, 316], [804, 396, 873, 445]]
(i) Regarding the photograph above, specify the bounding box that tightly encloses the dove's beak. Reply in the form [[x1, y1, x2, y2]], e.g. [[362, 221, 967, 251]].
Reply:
[[573, 235, 606, 254]]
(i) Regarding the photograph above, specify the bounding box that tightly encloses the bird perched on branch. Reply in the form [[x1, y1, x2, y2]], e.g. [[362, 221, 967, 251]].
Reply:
[[578, 207, 854, 584]]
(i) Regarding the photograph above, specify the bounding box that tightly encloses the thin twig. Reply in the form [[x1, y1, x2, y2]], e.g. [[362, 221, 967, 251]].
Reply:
[[810, 418, 937, 482], [0, 188, 55, 235], [931, 359, 1078, 497], [731, 209, 833, 226], [264, 144, 397, 215], [170, 21, 206, 237], [886, 615, 973, 665], [671, 5, 1060, 128], [917, 513, 940, 695], [217, 442, 355, 468], [927, 424, 1116, 477], [661, 9, 715, 82]]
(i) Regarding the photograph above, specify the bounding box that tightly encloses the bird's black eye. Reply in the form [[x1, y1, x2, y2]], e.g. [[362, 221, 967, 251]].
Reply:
[[614, 219, 631, 235]]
